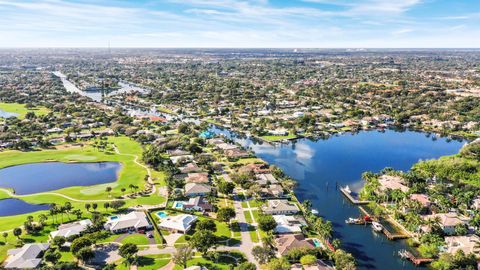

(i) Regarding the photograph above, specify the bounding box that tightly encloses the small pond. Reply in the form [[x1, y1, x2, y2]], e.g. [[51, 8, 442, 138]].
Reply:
[[0, 109, 19, 118], [0, 198, 50, 216], [0, 162, 122, 195]]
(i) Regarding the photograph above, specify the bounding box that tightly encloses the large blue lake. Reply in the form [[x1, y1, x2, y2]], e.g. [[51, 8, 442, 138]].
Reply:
[[0, 198, 50, 216], [0, 162, 122, 195], [210, 126, 465, 270]]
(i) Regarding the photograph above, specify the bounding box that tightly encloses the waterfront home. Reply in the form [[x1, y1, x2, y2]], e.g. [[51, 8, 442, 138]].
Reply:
[[443, 235, 480, 255], [216, 143, 238, 151], [377, 175, 409, 193], [184, 183, 212, 197], [409, 194, 431, 208], [4, 243, 49, 269], [50, 219, 92, 239], [291, 260, 334, 270], [179, 163, 202, 174], [207, 138, 225, 146], [224, 148, 250, 159], [185, 172, 209, 184], [273, 215, 305, 234], [424, 213, 466, 235], [176, 196, 214, 212], [262, 200, 300, 215], [256, 173, 279, 186], [275, 234, 315, 256], [159, 214, 198, 233], [260, 184, 285, 198], [239, 163, 270, 175], [104, 211, 152, 233]]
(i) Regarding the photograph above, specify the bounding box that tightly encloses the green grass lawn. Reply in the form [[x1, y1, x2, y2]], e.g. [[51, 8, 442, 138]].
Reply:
[[0, 136, 168, 232], [117, 254, 171, 270], [0, 102, 50, 119], [120, 234, 150, 245], [260, 134, 297, 142]]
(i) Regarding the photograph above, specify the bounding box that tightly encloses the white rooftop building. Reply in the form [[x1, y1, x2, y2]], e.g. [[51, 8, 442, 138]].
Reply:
[[104, 211, 152, 233], [4, 243, 49, 269], [50, 219, 92, 239], [159, 214, 198, 233]]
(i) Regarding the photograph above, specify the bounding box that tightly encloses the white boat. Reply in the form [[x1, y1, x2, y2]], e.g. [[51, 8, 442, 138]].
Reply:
[[345, 217, 359, 224], [311, 209, 319, 215], [372, 222, 383, 232], [343, 185, 352, 194]]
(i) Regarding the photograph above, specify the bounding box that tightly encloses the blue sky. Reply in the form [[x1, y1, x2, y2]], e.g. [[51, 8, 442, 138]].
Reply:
[[0, 0, 479, 48]]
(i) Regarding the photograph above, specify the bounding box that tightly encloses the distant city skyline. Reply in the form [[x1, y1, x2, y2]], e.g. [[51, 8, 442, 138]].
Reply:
[[0, 0, 479, 48]]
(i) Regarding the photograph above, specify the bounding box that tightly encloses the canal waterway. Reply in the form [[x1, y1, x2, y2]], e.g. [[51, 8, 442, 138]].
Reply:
[[209, 126, 465, 270], [0, 162, 121, 195], [53, 71, 149, 102]]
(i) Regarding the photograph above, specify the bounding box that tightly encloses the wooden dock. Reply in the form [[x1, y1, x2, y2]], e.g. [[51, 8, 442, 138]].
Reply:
[[398, 250, 433, 266], [383, 228, 408, 240], [339, 186, 370, 205]]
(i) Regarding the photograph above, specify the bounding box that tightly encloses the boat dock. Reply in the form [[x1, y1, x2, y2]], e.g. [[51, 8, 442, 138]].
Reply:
[[398, 250, 433, 266], [339, 186, 370, 205]]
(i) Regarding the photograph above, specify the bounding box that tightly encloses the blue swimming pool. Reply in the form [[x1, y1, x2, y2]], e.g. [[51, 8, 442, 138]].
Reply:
[[312, 238, 322, 248], [156, 211, 168, 218], [174, 202, 184, 209]]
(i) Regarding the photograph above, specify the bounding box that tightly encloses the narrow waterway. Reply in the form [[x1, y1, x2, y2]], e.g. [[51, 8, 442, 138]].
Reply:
[[209, 126, 465, 270]]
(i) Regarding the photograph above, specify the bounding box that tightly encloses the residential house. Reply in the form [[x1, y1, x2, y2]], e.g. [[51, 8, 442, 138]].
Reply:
[[291, 260, 334, 270], [224, 148, 250, 159], [425, 213, 466, 235], [262, 200, 300, 215], [159, 214, 198, 233], [4, 243, 49, 269], [104, 211, 152, 233], [50, 219, 92, 239], [179, 163, 202, 174], [184, 183, 212, 197], [185, 172, 209, 184], [275, 234, 315, 256], [256, 173, 279, 186], [182, 196, 214, 212], [377, 175, 409, 193], [273, 215, 306, 234], [260, 184, 285, 198], [444, 235, 480, 255]]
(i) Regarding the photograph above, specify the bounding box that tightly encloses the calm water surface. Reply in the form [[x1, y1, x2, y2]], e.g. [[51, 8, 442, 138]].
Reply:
[[0, 162, 121, 195], [0, 109, 18, 118], [210, 126, 465, 270], [0, 198, 50, 216]]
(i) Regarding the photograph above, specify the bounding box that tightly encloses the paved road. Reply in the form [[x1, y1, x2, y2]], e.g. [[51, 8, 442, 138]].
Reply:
[[232, 195, 260, 268]]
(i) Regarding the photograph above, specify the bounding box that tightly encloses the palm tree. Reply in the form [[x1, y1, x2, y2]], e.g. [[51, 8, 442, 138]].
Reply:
[[106, 186, 112, 197], [2, 232, 8, 243]]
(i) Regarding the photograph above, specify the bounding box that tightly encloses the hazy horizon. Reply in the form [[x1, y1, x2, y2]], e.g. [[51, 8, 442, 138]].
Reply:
[[1, 0, 479, 48]]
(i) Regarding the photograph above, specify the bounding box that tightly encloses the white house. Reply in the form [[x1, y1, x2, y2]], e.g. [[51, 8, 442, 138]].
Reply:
[[273, 215, 305, 234], [50, 219, 92, 239], [104, 212, 152, 233], [4, 243, 49, 269], [159, 214, 198, 233]]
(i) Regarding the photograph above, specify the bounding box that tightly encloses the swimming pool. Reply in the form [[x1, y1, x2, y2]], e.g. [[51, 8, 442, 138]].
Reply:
[[156, 211, 168, 218], [174, 202, 184, 209], [312, 238, 323, 248]]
